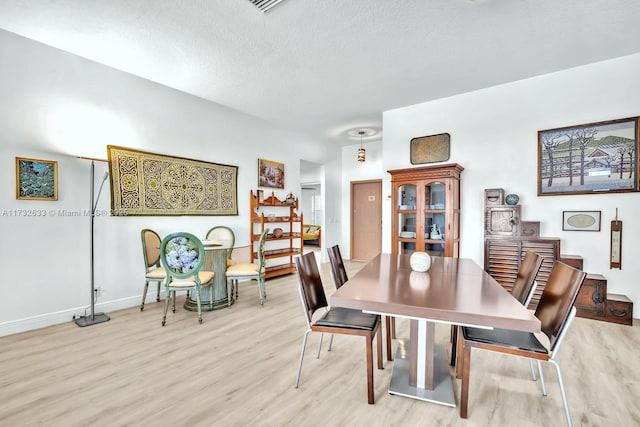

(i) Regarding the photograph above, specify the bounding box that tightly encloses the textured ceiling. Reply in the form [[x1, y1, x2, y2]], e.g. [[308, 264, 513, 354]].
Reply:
[[1, 0, 640, 145]]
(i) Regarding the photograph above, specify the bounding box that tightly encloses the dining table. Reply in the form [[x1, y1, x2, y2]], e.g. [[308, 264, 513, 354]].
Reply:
[[330, 253, 540, 408], [183, 239, 233, 311]]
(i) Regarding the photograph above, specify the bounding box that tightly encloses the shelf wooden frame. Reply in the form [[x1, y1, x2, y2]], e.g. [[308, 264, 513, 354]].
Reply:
[[250, 190, 303, 279]]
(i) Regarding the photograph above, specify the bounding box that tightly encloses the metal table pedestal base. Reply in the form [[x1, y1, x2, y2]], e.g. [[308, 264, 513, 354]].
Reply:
[[388, 338, 456, 407]]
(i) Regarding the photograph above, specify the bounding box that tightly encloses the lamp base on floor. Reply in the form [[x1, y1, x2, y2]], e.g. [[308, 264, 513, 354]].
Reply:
[[74, 313, 110, 327]]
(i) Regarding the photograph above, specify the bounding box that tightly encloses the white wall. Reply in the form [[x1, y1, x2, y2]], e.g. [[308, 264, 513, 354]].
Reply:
[[381, 53, 640, 318], [0, 30, 328, 335]]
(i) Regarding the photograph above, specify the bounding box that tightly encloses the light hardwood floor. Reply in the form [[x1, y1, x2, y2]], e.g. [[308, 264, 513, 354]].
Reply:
[[1, 258, 638, 427]]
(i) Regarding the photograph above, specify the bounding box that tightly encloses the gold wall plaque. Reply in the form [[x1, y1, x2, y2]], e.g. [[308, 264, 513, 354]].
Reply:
[[410, 133, 450, 164]]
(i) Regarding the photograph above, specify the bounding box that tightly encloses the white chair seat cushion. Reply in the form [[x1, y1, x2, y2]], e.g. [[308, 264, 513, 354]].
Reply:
[[146, 267, 166, 279], [226, 262, 264, 277], [169, 271, 215, 287]]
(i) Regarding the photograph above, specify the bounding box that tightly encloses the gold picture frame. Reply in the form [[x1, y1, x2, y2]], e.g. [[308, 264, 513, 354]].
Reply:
[[258, 158, 285, 189], [107, 145, 238, 216], [16, 157, 58, 201], [410, 133, 450, 164]]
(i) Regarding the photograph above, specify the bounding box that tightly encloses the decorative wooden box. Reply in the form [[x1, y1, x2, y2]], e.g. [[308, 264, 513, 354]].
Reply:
[[575, 274, 607, 318], [606, 294, 634, 326]]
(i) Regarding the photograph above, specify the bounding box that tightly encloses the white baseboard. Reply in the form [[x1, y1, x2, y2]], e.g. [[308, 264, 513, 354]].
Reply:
[[0, 292, 164, 337]]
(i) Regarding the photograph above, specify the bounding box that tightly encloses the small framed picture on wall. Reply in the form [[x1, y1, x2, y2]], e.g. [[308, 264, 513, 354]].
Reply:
[[258, 158, 285, 189], [16, 157, 58, 201], [562, 210, 601, 231]]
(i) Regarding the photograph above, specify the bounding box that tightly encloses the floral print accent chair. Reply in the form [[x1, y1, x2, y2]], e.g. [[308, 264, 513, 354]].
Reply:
[[159, 232, 214, 325]]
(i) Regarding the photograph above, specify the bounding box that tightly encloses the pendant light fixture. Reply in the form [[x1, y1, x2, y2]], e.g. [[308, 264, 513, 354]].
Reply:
[[357, 130, 366, 162]]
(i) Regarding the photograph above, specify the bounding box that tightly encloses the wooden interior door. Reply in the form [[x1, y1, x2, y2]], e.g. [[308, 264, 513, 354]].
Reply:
[[351, 180, 382, 261]]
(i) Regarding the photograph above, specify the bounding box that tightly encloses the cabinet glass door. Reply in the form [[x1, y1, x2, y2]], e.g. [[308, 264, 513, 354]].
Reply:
[[397, 184, 416, 254], [423, 181, 446, 256]]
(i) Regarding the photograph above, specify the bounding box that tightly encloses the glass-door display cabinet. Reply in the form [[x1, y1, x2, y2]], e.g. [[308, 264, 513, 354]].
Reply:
[[388, 163, 463, 257]]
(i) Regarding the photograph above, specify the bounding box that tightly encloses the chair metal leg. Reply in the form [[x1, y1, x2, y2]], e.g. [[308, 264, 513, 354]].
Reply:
[[529, 359, 537, 381], [141, 280, 150, 311], [538, 360, 547, 396], [317, 333, 324, 358], [295, 329, 311, 388], [156, 280, 161, 302], [550, 359, 573, 427], [328, 334, 335, 351]]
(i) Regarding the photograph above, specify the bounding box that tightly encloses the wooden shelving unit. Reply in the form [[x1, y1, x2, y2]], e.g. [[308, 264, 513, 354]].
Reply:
[[250, 190, 303, 279]]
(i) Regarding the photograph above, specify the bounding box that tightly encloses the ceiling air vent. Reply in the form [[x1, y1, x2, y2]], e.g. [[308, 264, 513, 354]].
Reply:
[[248, 0, 288, 13]]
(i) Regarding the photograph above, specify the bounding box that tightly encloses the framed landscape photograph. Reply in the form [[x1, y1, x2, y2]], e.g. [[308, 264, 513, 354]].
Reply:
[[538, 117, 639, 196], [15, 157, 58, 201], [562, 210, 601, 231], [258, 158, 284, 189]]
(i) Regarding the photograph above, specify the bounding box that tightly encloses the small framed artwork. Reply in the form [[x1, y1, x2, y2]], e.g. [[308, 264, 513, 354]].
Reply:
[[538, 116, 639, 196], [16, 157, 58, 201], [410, 133, 450, 164], [258, 158, 284, 189], [562, 210, 601, 231], [257, 189, 264, 203]]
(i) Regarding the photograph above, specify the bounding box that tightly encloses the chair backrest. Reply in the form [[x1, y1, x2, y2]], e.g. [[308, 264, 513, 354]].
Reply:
[[327, 245, 349, 289], [141, 229, 162, 273], [159, 232, 206, 283], [206, 225, 235, 260], [294, 251, 329, 324], [254, 228, 270, 270], [511, 250, 544, 305], [534, 261, 586, 351]]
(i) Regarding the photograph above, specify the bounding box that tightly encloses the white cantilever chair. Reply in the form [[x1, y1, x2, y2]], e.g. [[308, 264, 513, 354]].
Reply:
[[458, 260, 586, 426], [294, 251, 383, 404], [454, 250, 544, 371], [327, 244, 395, 362]]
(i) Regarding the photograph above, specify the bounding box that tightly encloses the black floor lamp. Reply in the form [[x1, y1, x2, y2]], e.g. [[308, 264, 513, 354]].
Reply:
[[75, 160, 110, 327]]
